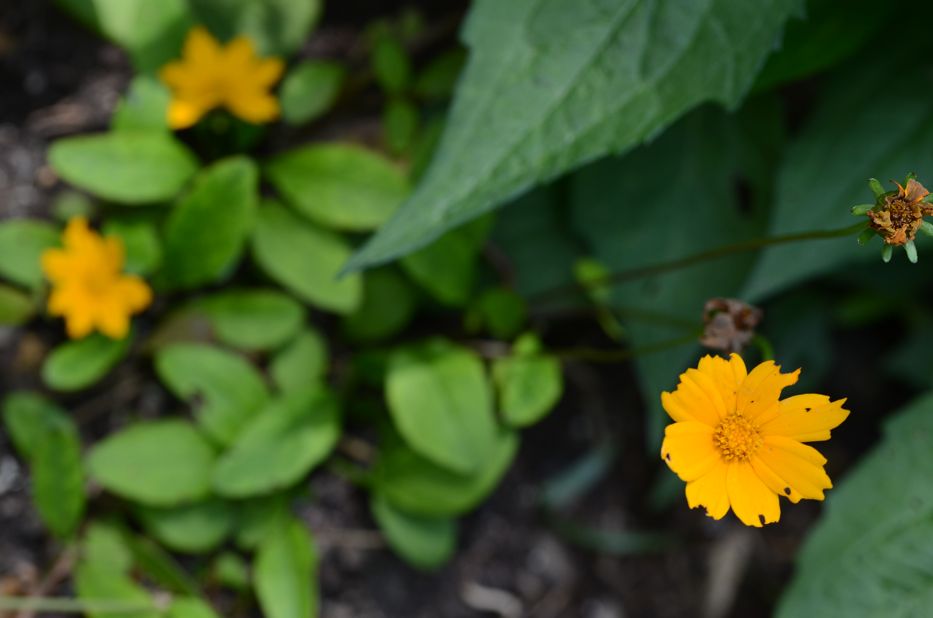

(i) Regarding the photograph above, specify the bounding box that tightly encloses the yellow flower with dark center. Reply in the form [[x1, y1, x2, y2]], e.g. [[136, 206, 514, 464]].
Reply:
[[41, 217, 152, 340], [866, 178, 932, 246], [660, 354, 848, 527], [159, 26, 285, 129]]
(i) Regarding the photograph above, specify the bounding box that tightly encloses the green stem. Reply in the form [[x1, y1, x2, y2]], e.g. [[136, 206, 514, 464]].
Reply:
[[532, 222, 868, 305], [752, 334, 774, 361], [552, 332, 700, 363], [0, 596, 158, 614]]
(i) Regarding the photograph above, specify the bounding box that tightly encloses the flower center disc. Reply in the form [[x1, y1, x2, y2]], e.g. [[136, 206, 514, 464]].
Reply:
[[713, 413, 762, 462]]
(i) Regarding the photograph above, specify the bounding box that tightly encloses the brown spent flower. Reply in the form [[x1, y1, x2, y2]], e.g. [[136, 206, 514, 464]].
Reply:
[[700, 298, 763, 353], [866, 179, 932, 245]]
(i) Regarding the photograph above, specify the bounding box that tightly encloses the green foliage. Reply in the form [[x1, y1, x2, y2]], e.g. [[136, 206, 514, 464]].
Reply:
[[112, 76, 170, 132], [342, 269, 416, 343], [269, 329, 329, 392], [778, 392, 933, 616], [2, 392, 71, 459], [189, 0, 322, 56], [371, 33, 411, 95], [386, 339, 498, 474], [346, 0, 802, 272], [102, 217, 163, 276], [161, 157, 258, 290], [33, 419, 86, 538], [280, 61, 345, 125], [136, 499, 234, 554], [88, 420, 217, 506], [83, 521, 134, 572], [383, 99, 419, 154], [255, 519, 319, 618], [0, 284, 36, 325], [371, 494, 456, 571], [212, 388, 340, 498], [193, 289, 304, 352], [400, 217, 490, 306], [0, 218, 58, 289], [74, 561, 160, 618], [252, 202, 362, 313], [264, 144, 409, 232], [49, 132, 199, 204], [166, 598, 220, 618], [155, 343, 270, 445], [42, 333, 131, 392], [468, 288, 527, 340], [493, 333, 563, 428]]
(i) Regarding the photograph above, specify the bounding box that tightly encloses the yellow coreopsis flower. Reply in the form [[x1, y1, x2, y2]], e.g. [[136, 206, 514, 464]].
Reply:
[[159, 26, 285, 129], [41, 217, 152, 340], [660, 354, 848, 527]]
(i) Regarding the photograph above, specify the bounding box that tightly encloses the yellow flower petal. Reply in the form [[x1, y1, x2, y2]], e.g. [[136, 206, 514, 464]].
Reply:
[[726, 462, 780, 527], [225, 91, 280, 124], [252, 57, 285, 87], [116, 276, 153, 311], [168, 98, 210, 130], [696, 353, 747, 413], [760, 395, 849, 442], [661, 421, 718, 481], [685, 461, 730, 519], [737, 360, 800, 422], [757, 436, 832, 500], [184, 26, 222, 63]]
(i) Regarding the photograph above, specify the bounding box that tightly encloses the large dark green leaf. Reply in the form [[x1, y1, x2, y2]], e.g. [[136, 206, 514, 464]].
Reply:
[[778, 392, 933, 617], [345, 0, 801, 272]]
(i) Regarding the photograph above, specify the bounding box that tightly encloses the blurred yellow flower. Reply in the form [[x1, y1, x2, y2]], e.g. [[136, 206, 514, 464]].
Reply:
[[159, 26, 285, 129], [660, 354, 848, 527], [41, 217, 152, 340]]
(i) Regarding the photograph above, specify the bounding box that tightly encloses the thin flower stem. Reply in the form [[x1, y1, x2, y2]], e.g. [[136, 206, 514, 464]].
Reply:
[[531, 222, 869, 305], [0, 597, 157, 614]]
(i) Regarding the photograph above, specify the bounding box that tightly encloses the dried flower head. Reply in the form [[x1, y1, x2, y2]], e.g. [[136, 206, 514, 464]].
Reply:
[[700, 298, 762, 353], [865, 178, 932, 246], [661, 354, 848, 527], [41, 217, 152, 339], [159, 27, 285, 130]]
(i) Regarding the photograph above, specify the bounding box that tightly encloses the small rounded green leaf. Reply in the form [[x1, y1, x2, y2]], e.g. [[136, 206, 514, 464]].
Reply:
[[372, 34, 411, 95], [374, 429, 519, 518], [136, 499, 234, 554], [234, 494, 290, 550], [269, 329, 328, 393], [33, 417, 86, 538], [112, 76, 170, 133], [155, 343, 270, 446], [342, 269, 416, 343], [83, 522, 133, 573], [469, 288, 527, 339], [213, 388, 340, 498], [493, 334, 563, 428], [2, 392, 70, 460], [42, 334, 131, 392], [212, 552, 251, 591], [400, 218, 490, 306], [194, 289, 304, 352], [166, 597, 220, 618], [264, 144, 409, 232], [0, 218, 58, 289], [252, 203, 362, 314], [189, 0, 321, 56], [49, 132, 199, 204], [161, 157, 258, 290], [0, 283, 36, 326], [88, 420, 216, 507], [102, 217, 162, 276], [370, 494, 456, 571], [75, 561, 160, 618], [383, 99, 419, 154], [255, 519, 318, 618], [386, 339, 498, 474], [280, 61, 345, 125], [413, 48, 465, 100]]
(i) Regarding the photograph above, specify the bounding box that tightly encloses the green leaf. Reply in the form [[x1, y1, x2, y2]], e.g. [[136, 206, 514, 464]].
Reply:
[[49, 132, 199, 204], [155, 343, 270, 445], [123, 534, 200, 595], [280, 60, 345, 125], [87, 420, 216, 506], [743, 48, 933, 301], [136, 499, 234, 554], [52, 190, 96, 223], [0, 218, 58, 288], [374, 428, 518, 517], [234, 493, 291, 550], [83, 521, 133, 573], [167, 597, 220, 618], [264, 144, 409, 232], [33, 419, 85, 538], [213, 388, 340, 498], [194, 289, 305, 352], [55, 0, 192, 71], [269, 329, 328, 393], [468, 288, 527, 339], [400, 216, 490, 306], [42, 333, 131, 392], [386, 339, 498, 474], [255, 519, 318, 618], [212, 552, 251, 591], [370, 494, 456, 571], [383, 98, 419, 154], [342, 269, 416, 343], [102, 217, 162, 276], [345, 0, 801, 272], [161, 157, 257, 290], [252, 202, 362, 314], [2, 392, 70, 460], [778, 391, 933, 617], [0, 283, 36, 325], [112, 76, 170, 133], [493, 333, 563, 428], [189, 0, 322, 56], [74, 561, 160, 618], [413, 48, 466, 100], [371, 33, 411, 95]]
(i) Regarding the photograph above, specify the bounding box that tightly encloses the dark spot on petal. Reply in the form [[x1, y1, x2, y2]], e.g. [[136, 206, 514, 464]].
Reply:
[[805, 407, 811, 412], [783, 487, 791, 496], [758, 514, 766, 525], [665, 453, 671, 462]]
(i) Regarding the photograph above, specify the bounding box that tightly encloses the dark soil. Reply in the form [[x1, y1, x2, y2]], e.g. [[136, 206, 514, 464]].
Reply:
[[0, 3, 903, 618]]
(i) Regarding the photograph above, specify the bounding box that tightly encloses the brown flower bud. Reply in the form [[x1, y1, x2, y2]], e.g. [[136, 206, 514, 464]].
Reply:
[[866, 179, 932, 245], [700, 298, 763, 353]]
